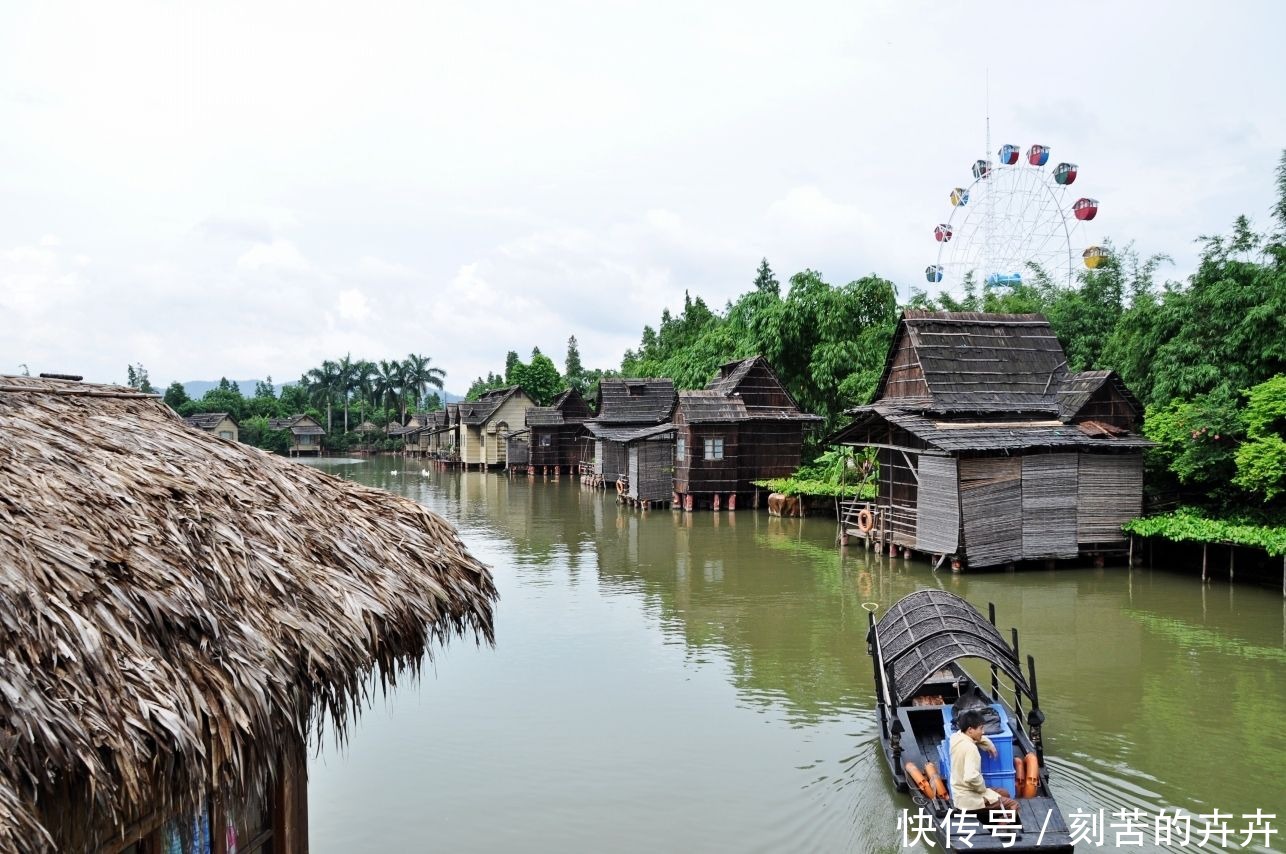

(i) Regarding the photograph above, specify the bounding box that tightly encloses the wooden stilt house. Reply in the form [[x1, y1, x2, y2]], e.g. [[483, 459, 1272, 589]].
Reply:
[[673, 356, 822, 511], [181, 412, 239, 442], [0, 375, 496, 853], [268, 414, 325, 456], [458, 386, 535, 469], [525, 388, 592, 476], [830, 311, 1151, 569], [580, 379, 676, 489]]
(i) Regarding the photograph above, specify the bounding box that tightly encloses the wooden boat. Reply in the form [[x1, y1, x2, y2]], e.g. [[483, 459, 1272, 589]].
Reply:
[[867, 590, 1075, 851]]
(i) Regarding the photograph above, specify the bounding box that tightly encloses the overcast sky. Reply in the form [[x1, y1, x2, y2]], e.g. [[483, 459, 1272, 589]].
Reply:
[[3, 1, 1283, 392]]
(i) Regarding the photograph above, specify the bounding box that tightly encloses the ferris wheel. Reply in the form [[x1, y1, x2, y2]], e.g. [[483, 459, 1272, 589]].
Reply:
[[925, 144, 1106, 292]]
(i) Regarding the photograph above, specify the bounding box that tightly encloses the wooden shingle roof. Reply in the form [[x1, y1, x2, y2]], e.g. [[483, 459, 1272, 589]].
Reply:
[[182, 412, 234, 431], [1056, 370, 1142, 421], [593, 379, 675, 424], [877, 311, 1069, 415], [459, 387, 520, 425]]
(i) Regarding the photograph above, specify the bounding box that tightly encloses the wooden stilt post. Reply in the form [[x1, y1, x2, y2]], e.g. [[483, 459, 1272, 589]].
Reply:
[[728, 494, 736, 511], [1128, 535, 1134, 568], [1229, 546, 1234, 581], [1202, 543, 1208, 583], [713, 494, 721, 511]]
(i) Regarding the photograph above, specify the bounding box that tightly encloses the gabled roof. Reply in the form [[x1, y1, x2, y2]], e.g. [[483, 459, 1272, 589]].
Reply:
[[1056, 370, 1142, 421], [459, 386, 523, 425], [182, 412, 236, 431], [593, 378, 675, 424], [876, 311, 1069, 415], [269, 414, 325, 435], [678, 390, 749, 423]]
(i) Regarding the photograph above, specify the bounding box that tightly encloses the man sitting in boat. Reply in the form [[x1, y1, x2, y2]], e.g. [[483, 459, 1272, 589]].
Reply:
[[949, 709, 1020, 825]]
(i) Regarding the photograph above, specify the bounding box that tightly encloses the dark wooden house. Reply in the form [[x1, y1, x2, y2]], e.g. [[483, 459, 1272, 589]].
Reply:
[[673, 356, 822, 510], [831, 311, 1151, 569], [524, 388, 592, 476], [580, 379, 676, 490]]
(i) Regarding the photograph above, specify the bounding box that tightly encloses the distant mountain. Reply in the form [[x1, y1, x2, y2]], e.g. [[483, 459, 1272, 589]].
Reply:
[[181, 380, 261, 399]]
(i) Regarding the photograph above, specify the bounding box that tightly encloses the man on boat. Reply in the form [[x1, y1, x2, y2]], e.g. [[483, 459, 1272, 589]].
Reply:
[[949, 709, 1019, 825]]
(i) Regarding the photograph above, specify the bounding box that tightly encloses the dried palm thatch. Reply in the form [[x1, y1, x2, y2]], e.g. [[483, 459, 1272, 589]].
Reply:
[[0, 376, 497, 852]]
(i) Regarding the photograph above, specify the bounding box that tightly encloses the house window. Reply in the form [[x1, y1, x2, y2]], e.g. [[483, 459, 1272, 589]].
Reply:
[[676, 436, 685, 461], [218, 430, 233, 440], [628, 384, 645, 396], [704, 437, 724, 460], [540, 435, 552, 447]]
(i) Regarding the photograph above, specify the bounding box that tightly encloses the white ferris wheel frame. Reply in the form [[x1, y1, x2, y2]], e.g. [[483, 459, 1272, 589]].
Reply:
[[934, 157, 1083, 293]]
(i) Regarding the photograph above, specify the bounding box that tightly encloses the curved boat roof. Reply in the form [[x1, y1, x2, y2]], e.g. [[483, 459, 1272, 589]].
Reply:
[[875, 590, 1031, 704]]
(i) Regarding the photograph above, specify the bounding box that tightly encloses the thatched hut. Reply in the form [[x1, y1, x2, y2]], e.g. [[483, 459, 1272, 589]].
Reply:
[[672, 356, 822, 511], [830, 311, 1151, 569], [0, 375, 496, 853]]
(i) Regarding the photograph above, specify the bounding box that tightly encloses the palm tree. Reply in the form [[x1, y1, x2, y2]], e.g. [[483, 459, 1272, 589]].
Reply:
[[336, 353, 357, 433], [353, 359, 378, 424], [306, 360, 341, 433], [402, 353, 446, 419], [374, 359, 404, 425]]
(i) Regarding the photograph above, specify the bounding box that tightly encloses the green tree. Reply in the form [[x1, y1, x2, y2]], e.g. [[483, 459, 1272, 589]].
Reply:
[[564, 335, 586, 395], [125, 363, 155, 393], [1233, 374, 1286, 501], [163, 381, 189, 410], [402, 353, 446, 416], [752, 257, 779, 296], [305, 360, 341, 432], [521, 348, 563, 405], [374, 359, 405, 423]]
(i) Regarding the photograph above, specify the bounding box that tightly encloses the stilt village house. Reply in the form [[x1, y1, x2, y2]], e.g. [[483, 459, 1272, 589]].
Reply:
[[458, 386, 535, 469], [181, 412, 239, 442], [580, 379, 677, 490], [0, 374, 496, 854], [514, 388, 592, 476], [267, 414, 326, 456], [831, 311, 1151, 569], [673, 356, 822, 511]]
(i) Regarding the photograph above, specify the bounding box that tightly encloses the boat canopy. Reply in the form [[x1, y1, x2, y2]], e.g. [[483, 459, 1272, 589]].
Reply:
[[874, 590, 1032, 705]]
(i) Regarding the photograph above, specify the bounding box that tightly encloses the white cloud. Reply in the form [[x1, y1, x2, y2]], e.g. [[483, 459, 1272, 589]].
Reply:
[[336, 288, 372, 322], [236, 239, 311, 274]]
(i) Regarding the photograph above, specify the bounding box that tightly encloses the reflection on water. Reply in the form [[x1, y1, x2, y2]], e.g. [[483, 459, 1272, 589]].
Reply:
[[308, 460, 1286, 853]]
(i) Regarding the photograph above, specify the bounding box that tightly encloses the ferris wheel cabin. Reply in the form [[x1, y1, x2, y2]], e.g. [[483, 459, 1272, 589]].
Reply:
[[999, 144, 1021, 165], [934, 224, 953, 243], [971, 159, 992, 180], [925, 265, 944, 283], [1027, 144, 1050, 166], [1053, 162, 1078, 185], [950, 188, 969, 206], [1083, 246, 1109, 269], [1073, 198, 1099, 221]]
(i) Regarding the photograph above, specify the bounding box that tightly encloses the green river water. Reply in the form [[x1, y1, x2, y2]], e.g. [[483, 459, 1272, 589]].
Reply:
[[305, 459, 1285, 853]]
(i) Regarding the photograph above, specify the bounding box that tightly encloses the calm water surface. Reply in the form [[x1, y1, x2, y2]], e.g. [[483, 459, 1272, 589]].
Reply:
[[305, 459, 1286, 853]]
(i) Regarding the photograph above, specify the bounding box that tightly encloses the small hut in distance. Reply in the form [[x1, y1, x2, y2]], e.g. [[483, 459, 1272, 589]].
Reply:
[[580, 379, 676, 490], [521, 387, 592, 477], [673, 356, 822, 510], [832, 311, 1151, 570], [0, 375, 496, 853]]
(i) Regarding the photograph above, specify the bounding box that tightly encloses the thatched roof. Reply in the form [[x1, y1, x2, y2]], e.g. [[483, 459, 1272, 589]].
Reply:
[[0, 376, 496, 852]]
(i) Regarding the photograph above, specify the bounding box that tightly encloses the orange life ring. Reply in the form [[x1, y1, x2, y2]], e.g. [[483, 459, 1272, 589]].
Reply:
[[856, 508, 874, 533], [1021, 753, 1040, 798]]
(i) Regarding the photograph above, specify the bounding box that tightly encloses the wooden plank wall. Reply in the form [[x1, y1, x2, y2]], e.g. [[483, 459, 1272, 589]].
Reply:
[[601, 440, 628, 481], [1077, 453, 1143, 544], [959, 457, 1023, 567], [1021, 454, 1078, 559], [628, 440, 675, 501], [915, 455, 959, 554], [741, 421, 804, 482], [684, 425, 740, 495]]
